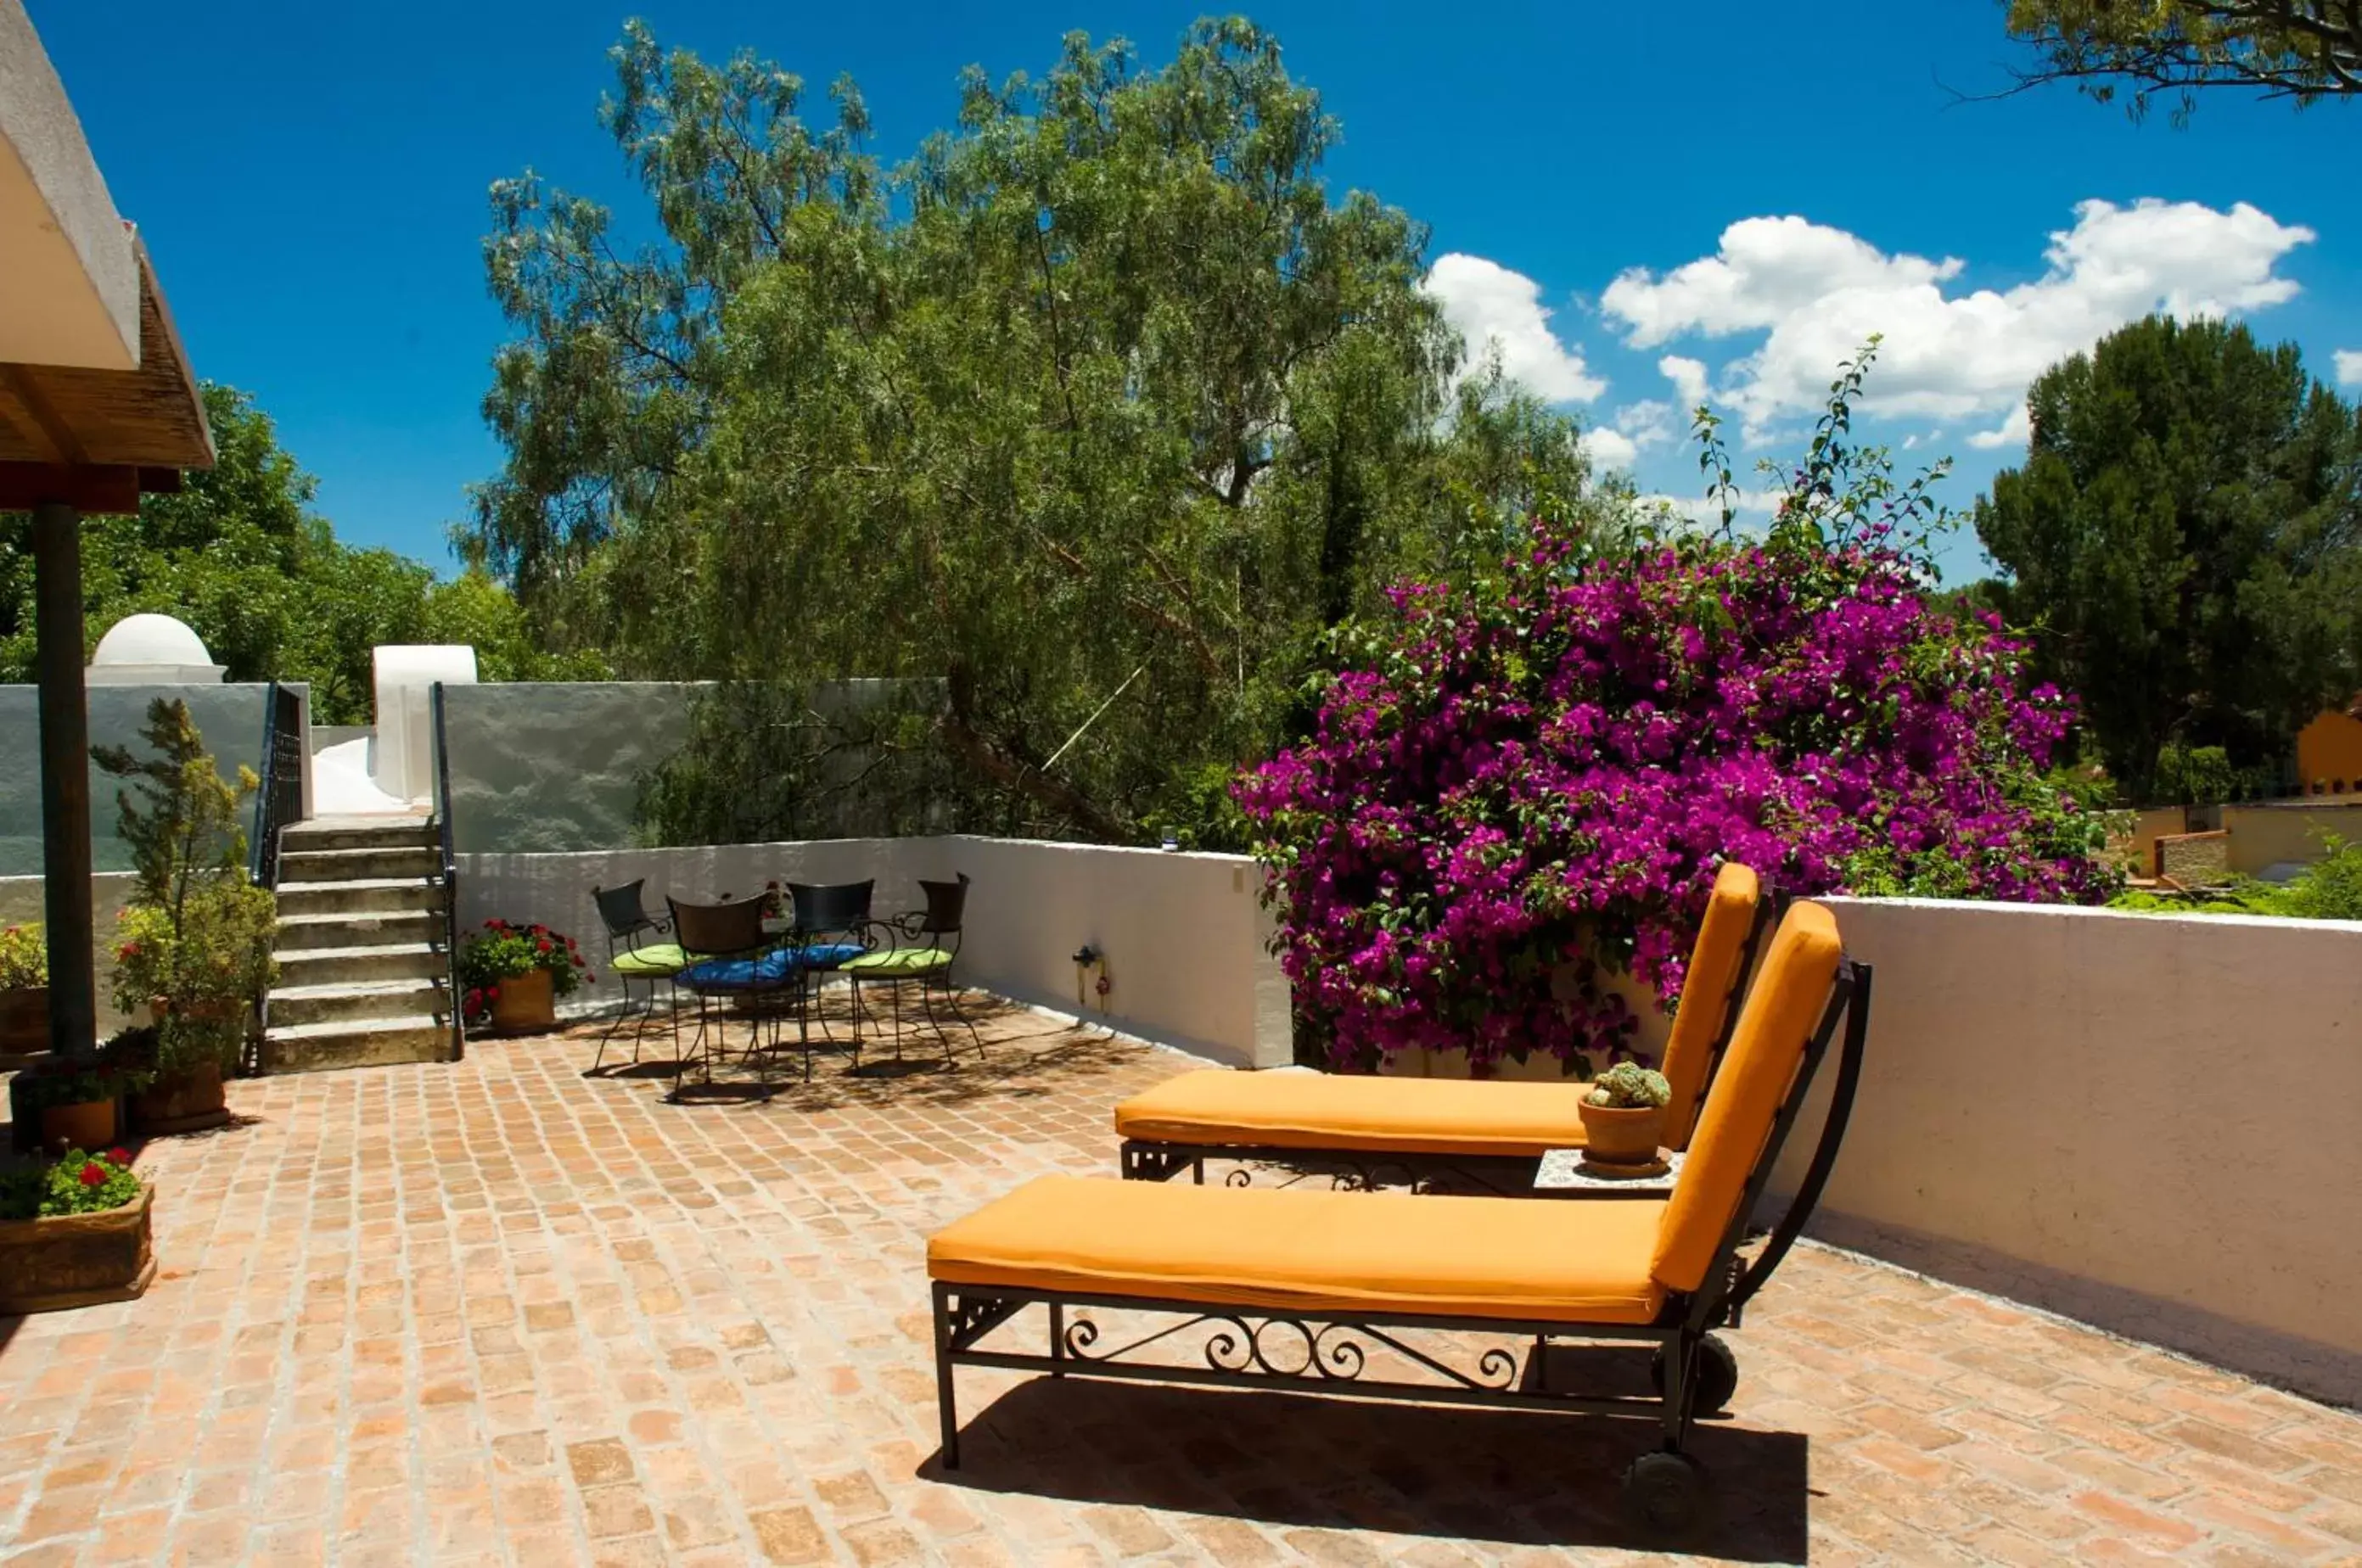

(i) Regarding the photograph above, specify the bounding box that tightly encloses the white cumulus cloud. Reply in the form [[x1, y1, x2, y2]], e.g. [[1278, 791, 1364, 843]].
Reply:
[[1966, 405, 2033, 451], [1659, 356, 1711, 410], [1422, 253, 1606, 404], [1599, 199, 2314, 439], [1639, 487, 1788, 529], [1613, 399, 1682, 451], [2337, 349, 2362, 387], [1579, 426, 1638, 470]]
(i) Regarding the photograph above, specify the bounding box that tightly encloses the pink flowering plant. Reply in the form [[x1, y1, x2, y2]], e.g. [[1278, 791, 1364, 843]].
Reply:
[[1238, 345, 2118, 1074]]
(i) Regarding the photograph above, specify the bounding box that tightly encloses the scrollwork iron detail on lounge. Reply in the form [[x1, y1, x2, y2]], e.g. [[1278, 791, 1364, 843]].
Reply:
[[1060, 1310, 1522, 1392]]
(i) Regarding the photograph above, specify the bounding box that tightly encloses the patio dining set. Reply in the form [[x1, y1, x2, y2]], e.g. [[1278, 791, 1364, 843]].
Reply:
[[585, 871, 981, 1097]]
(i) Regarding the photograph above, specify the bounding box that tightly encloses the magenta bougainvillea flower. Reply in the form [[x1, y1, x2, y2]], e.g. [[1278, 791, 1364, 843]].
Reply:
[[1237, 524, 2116, 1075]]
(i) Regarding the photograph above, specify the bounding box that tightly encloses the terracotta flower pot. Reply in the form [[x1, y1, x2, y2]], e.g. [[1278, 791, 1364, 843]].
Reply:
[[0, 985, 48, 1058], [489, 967, 556, 1033], [1577, 1099, 1666, 1166], [130, 1060, 230, 1134], [0, 1183, 155, 1314], [40, 1096, 118, 1154]]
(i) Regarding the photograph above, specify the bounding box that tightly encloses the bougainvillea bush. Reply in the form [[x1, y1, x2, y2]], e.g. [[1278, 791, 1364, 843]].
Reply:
[[1238, 350, 2119, 1074]]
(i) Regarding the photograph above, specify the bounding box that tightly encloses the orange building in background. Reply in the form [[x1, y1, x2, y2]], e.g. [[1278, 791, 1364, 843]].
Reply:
[[2296, 708, 2362, 796]]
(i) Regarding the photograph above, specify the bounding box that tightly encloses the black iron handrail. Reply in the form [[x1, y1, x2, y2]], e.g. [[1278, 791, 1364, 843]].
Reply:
[[249, 681, 305, 890], [431, 681, 463, 1057]]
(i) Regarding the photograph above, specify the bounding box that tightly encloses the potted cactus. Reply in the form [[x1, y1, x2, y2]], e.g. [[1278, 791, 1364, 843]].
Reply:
[[1578, 1061, 1673, 1166]]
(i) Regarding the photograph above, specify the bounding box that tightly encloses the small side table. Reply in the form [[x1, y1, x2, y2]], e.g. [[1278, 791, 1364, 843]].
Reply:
[[1534, 1147, 1684, 1198]]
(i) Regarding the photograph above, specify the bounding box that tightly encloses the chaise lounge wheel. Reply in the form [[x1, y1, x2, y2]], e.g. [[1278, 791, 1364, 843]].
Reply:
[[1650, 1333, 1738, 1414], [1621, 1448, 1715, 1540]]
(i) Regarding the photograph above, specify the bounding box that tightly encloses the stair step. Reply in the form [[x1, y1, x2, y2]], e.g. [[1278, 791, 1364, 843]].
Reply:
[[272, 909, 445, 949], [273, 878, 445, 917], [261, 1015, 457, 1073], [278, 845, 443, 883], [268, 977, 448, 1028], [274, 944, 446, 988], [280, 820, 439, 854]]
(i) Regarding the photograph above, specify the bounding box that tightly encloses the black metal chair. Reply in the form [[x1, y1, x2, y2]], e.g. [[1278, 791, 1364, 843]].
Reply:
[[590, 880, 687, 1072], [665, 896, 794, 1100], [843, 873, 982, 1066], [782, 880, 875, 1067]]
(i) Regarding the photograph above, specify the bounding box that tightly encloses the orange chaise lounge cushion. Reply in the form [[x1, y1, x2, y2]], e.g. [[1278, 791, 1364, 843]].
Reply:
[[1657, 860, 1762, 1145], [1650, 899, 1843, 1295], [928, 1176, 1669, 1324], [1110, 860, 1764, 1158], [1111, 1072, 1601, 1158]]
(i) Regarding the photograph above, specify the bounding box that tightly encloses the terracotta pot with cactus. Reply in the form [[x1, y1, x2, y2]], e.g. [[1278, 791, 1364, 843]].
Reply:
[[1577, 1061, 1673, 1167]]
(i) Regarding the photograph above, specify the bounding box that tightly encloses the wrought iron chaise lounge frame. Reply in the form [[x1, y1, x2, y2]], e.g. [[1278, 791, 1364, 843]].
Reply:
[[930, 935, 1870, 1537], [1117, 884, 1790, 1195]]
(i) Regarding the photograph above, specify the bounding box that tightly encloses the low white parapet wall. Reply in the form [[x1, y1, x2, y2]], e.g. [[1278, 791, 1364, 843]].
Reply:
[[1772, 896, 2362, 1408], [454, 835, 1291, 1070]]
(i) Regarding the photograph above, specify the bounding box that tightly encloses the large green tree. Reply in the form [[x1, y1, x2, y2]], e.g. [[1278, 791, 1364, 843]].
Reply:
[[0, 383, 596, 722], [2005, 1, 2362, 119], [1975, 316, 2362, 800], [471, 20, 1607, 843]]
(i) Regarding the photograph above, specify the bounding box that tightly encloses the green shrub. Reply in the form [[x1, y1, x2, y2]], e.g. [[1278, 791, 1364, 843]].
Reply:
[[2264, 833, 2362, 921], [0, 922, 44, 989], [93, 698, 277, 1071], [2108, 833, 2362, 921]]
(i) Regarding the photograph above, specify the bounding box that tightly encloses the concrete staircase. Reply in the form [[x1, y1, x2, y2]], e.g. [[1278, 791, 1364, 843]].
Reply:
[[261, 816, 459, 1073]]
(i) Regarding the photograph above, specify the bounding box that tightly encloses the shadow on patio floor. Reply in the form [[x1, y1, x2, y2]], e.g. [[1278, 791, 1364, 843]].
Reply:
[[932, 1378, 1812, 1560], [569, 992, 1169, 1113]]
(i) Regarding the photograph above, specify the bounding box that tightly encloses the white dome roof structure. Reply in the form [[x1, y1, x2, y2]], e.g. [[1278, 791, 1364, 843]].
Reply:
[[87, 613, 226, 684], [93, 613, 211, 667]]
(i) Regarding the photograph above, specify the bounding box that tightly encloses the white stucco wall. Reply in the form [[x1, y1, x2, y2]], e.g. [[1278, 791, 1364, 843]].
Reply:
[[1770, 896, 2362, 1408], [456, 836, 1292, 1070], [895, 837, 1291, 1069]]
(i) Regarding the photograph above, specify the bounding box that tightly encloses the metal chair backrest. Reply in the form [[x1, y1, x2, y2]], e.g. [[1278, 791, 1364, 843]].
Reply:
[[668, 895, 765, 960], [917, 873, 969, 937], [593, 880, 657, 944], [788, 880, 873, 940]]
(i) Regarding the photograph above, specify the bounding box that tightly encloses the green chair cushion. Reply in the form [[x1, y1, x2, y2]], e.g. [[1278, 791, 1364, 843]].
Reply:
[[611, 943, 689, 977], [844, 946, 953, 975]]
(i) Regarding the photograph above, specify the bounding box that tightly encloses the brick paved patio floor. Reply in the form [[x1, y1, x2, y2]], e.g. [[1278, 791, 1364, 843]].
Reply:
[[4, 999, 2361, 1566]]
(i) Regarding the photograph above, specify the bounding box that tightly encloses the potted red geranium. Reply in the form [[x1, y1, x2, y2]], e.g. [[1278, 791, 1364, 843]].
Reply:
[[0, 1145, 154, 1313], [457, 920, 593, 1034]]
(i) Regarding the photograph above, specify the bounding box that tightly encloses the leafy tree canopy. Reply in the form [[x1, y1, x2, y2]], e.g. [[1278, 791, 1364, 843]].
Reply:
[[0, 384, 603, 723], [1974, 315, 2362, 802], [470, 19, 1619, 844], [2005, 1, 2362, 120]]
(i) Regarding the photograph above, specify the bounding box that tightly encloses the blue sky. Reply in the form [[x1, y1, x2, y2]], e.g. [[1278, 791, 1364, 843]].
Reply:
[[28, 0, 2359, 584]]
